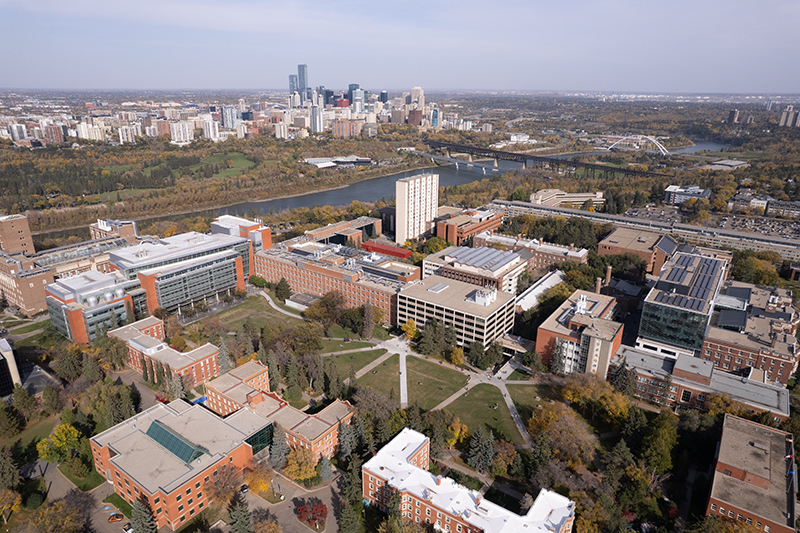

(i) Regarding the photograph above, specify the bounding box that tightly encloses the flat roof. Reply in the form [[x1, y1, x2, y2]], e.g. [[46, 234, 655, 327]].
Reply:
[[711, 415, 794, 529], [645, 253, 726, 315], [91, 401, 270, 495], [399, 275, 515, 318], [364, 429, 574, 533], [109, 324, 218, 370], [599, 227, 664, 253], [516, 271, 566, 312], [110, 232, 247, 272], [538, 290, 618, 341], [431, 246, 522, 276]]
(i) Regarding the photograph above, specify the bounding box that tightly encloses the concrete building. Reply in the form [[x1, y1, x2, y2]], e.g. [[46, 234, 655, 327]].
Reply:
[[202, 120, 219, 141], [118, 126, 137, 145], [701, 281, 799, 386], [598, 227, 678, 274], [423, 246, 528, 295], [472, 231, 589, 269], [664, 185, 711, 205], [90, 400, 273, 531], [765, 199, 800, 219], [169, 122, 193, 145], [705, 415, 795, 533], [210, 215, 272, 274], [44, 124, 64, 144], [612, 346, 789, 422], [434, 208, 503, 246], [0, 214, 34, 255], [363, 428, 575, 533], [536, 290, 622, 377], [89, 219, 139, 244], [255, 242, 418, 326], [530, 189, 605, 208], [396, 174, 439, 244], [637, 253, 727, 357], [109, 317, 219, 388], [397, 275, 515, 348]]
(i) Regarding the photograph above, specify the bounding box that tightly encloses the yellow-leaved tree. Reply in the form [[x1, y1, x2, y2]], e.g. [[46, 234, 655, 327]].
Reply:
[[283, 447, 316, 481]]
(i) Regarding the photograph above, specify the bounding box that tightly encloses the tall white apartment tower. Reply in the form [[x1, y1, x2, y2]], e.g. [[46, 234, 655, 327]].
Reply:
[[310, 105, 323, 133], [395, 173, 439, 244]]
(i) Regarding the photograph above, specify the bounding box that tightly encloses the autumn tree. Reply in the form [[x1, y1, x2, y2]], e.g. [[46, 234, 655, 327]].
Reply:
[[28, 499, 84, 533], [36, 423, 80, 464], [0, 489, 20, 524], [284, 447, 316, 481]]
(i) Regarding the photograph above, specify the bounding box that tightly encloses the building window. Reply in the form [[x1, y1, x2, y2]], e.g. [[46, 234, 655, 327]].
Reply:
[[181, 516, 185, 523], [737, 515, 743, 521], [156, 508, 162, 514], [177, 495, 182, 502], [195, 482, 200, 489], [681, 390, 692, 402], [711, 504, 717, 511], [728, 511, 734, 518], [186, 488, 191, 494]]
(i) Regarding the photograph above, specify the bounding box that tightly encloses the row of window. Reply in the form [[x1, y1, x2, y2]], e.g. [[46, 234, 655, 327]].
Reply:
[[709, 505, 769, 531]]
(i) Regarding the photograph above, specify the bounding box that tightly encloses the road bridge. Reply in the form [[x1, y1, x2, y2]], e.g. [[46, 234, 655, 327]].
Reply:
[[424, 140, 671, 180]]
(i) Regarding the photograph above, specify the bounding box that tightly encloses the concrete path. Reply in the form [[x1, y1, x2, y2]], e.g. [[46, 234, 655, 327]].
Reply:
[[320, 346, 379, 357], [110, 367, 158, 411], [259, 291, 305, 320], [399, 351, 408, 408], [346, 350, 396, 382], [436, 451, 524, 500]]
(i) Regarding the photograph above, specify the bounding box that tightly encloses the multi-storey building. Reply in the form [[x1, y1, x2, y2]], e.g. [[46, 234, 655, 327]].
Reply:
[[109, 317, 219, 388], [530, 189, 605, 208], [90, 400, 273, 531], [363, 428, 575, 533], [205, 361, 271, 417], [0, 214, 34, 255], [637, 253, 726, 357], [108, 232, 251, 315], [118, 126, 137, 144], [765, 199, 800, 219], [701, 281, 799, 386], [255, 242, 418, 325], [611, 346, 789, 422], [433, 209, 503, 246], [664, 185, 711, 205], [705, 415, 795, 533], [397, 275, 515, 348], [43, 124, 64, 144], [202, 120, 219, 141], [423, 246, 528, 295], [598, 228, 677, 274], [396, 174, 439, 244], [46, 270, 147, 343], [472, 231, 589, 268], [89, 219, 139, 244], [536, 290, 622, 377], [209, 215, 272, 276]]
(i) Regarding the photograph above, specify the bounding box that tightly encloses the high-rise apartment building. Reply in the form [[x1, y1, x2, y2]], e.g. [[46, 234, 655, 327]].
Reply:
[[0, 214, 34, 255], [274, 122, 289, 139], [289, 74, 298, 95], [728, 109, 740, 124], [310, 105, 323, 133], [118, 126, 137, 145], [395, 173, 439, 244], [221, 106, 238, 130], [169, 122, 193, 145], [9, 124, 27, 142], [297, 64, 308, 101], [202, 120, 219, 141], [379, 90, 388, 103], [44, 124, 64, 144], [347, 83, 360, 104], [411, 86, 425, 108]]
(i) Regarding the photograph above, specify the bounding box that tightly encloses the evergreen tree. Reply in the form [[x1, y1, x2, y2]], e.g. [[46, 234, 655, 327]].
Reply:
[[620, 407, 648, 456], [325, 358, 342, 399], [265, 350, 279, 391], [338, 498, 360, 533], [155, 362, 165, 385], [284, 355, 300, 387], [468, 341, 486, 369], [42, 386, 60, 415], [467, 425, 495, 472], [269, 424, 290, 470], [108, 309, 119, 330], [529, 431, 551, 475], [228, 494, 253, 533], [125, 301, 135, 325], [274, 278, 292, 302], [338, 422, 356, 461], [141, 356, 149, 382], [106, 389, 135, 427], [612, 357, 636, 397], [82, 356, 103, 383], [0, 447, 21, 491], [53, 347, 83, 382], [11, 385, 35, 422], [443, 324, 458, 353], [550, 339, 566, 376], [486, 342, 503, 367], [218, 339, 233, 374], [131, 499, 157, 533], [0, 404, 20, 439], [407, 402, 424, 433], [362, 300, 374, 339], [418, 318, 439, 356], [387, 490, 403, 521], [523, 351, 547, 376], [318, 456, 332, 481], [342, 460, 362, 506]]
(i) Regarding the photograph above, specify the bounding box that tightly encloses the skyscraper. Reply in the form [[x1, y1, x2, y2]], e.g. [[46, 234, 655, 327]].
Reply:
[[395, 173, 439, 244], [298, 64, 308, 102], [310, 105, 323, 133], [380, 90, 388, 103], [221, 106, 238, 130], [348, 83, 360, 105], [289, 74, 298, 95], [411, 87, 425, 108]]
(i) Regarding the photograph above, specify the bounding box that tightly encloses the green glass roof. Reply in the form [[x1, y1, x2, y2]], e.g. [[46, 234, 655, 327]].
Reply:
[[145, 420, 208, 464]]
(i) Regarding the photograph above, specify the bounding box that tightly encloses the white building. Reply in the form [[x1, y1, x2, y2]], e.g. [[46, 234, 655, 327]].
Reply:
[[9, 124, 27, 142], [118, 126, 137, 145], [169, 122, 193, 145], [395, 173, 439, 244], [310, 105, 323, 133], [274, 122, 289, 140], [203, 120, 220, 141]]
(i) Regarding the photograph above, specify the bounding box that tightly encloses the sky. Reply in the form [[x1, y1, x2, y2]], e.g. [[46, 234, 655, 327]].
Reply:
[[1, 0, 798, 93]]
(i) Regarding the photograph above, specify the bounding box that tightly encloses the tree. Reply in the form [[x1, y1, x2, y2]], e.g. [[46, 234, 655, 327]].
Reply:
[[81, 355, 103, 383], [284, 447, 316, 481], [446, 417, 469, 449], [0, 448, 20, 492], [141, 355, 149, 382], [520, 493, 535, 513], [218, 339, 233, 375], [0, 489, 20, 524], [362, 300, 374, 338], [612, 358, 636, 397], [342, 460, 362, 506], [492, 440, 517, 476], [284, 355, 301, 388], [274, 277, 292, 302], [550, 338, 566, 376], [387, 490, 403, 520], [265, 350, 280, 391], [291, 322, 324, 355], [378, 516, 426, 533], [620, 407, 648, 455], [418, 318, 441, 357], [169, 375, 186, 400], [131, 499, 158, 533], [42, 386, 60, 415], [467, 425, 495, 472], [36, 423, 80, 464], [228, 494, 253, 533], [338, 498, 360, 533], [29, 499, 84, 533], [254, 520, 283, 533], [338, 422, 356, 461], [11, 385, 35, 422], [449, 346, 465, 367], [270, 424, 290, 470], [486, 342, 503, 367], [246, 461, 272, 493], [468, 341, 486, 369], [249, 275, 268, 288], [53, 346, 82, 382], [641, 411, 678, 475], [318, 455, 332, 481], [0, 403, 20, 438], [401, 319, 417, 340], [523, 351, 547, 376], [310, 503, 328, 527]]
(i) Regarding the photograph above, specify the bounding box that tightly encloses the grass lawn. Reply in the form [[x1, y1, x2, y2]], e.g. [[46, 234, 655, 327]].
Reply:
[[103, 493, 132, 518], [188, 152, 256, 179], [201, 295, 304, 333], [356, 353, 401, 399], [319, 339, 374, 353], [448, 384, 524, 445], [327, 323, 391, 341], [5, 478, 46, 532], [329, 349, 387, 381], [405, 356, 468, 411], [13, 323, 63, 350], [10, 322, 47, 335], [507, 369, 532, 381], [0, 415, 59, 463], [58, 463, 106, 491], [505, 384, 561, 424]]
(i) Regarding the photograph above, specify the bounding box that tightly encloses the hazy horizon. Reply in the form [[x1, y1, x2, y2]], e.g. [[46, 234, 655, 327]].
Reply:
[[1, 0, 798, 93]]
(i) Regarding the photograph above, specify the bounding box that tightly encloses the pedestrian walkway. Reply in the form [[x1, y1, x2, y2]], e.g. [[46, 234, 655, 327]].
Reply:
[[399, 351, 408, 408], [319, 345, 378, 357], [436, 453, 524, 500], [259, 291, 305, 319]]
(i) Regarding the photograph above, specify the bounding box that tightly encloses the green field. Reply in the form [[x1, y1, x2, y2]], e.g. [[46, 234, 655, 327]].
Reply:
[[188, 152, 256, 178], [507, 369, 532, 381], [0, 415, 60, 466], [505, 384, 561, 424], [447, 384, 523, 445], [329, 349, 387, 381], [103, 493, 132, 518], [58, 463, 106, 491], [405, 356, 468, 411], [200, 295, 304, 333], [320, 339, 374, 353], [10, 322, 48, 335], [356, 353, 401, 399]]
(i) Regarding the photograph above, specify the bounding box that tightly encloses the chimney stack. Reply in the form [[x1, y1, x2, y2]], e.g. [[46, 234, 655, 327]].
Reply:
[[595, 277, 602, 294], [436, 476, 442, 486], [569, 243, 574, 251], [605, 265, 612, 286]]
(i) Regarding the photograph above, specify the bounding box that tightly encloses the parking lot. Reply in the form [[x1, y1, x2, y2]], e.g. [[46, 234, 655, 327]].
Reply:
[[720, 214, 800, 240], [623, 207, 683, 225]]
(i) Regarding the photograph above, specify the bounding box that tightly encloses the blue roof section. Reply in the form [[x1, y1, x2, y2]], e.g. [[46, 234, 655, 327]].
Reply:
[[655, 235, 678, 255], [145, 420, 208, 464]]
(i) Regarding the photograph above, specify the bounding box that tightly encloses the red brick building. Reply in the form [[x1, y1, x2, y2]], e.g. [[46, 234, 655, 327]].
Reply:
[[205, 361, 270, 417], [434, 209, 503, 246]]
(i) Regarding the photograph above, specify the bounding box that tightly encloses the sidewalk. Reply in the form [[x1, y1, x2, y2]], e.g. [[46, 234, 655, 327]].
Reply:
[[436, 452, 524, 500]]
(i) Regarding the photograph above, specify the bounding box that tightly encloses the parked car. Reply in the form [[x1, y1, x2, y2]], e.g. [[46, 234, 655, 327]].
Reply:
[[108, 513, 124, 523], [240, 484, 249, 494], [122, 523, 134, 533]]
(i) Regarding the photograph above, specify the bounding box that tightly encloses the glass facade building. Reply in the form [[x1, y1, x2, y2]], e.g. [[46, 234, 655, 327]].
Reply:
[[639, 300, 709, 352]]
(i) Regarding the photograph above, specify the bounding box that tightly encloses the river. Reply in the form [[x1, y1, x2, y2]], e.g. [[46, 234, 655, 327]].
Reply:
[[32, 139, 729, 246]]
